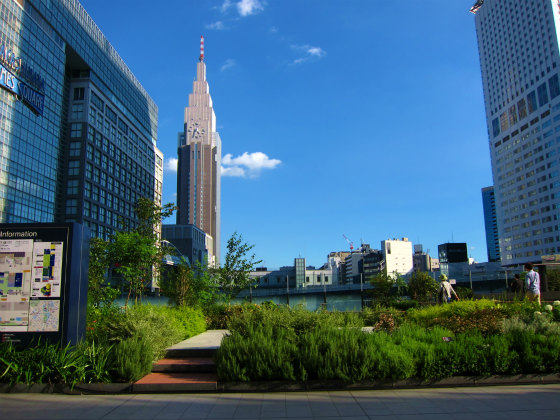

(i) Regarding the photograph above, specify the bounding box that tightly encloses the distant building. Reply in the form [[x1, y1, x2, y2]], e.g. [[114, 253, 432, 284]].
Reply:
[[482, 186, 501, 262], [250, 258, 335, 289], [438, 242, 469, 280], [381, 238, 413, 278], [413, 244, 432, 272], [162, 224, 208, 267], [176, 37, 221, 266]]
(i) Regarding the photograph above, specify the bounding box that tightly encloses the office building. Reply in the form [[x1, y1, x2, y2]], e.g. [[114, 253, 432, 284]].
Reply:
[[438, 242, 469, 280], [472, 0, 560, 265], [481, 186, 501, 262], [381, 238, 413, 278], [0, 0, 162, 238], [176, 37, 221, 265], [250, 258, 335, 289], [413, 244, 432, 272]]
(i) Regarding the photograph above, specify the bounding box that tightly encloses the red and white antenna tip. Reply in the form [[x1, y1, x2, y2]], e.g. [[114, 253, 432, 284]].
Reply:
[[199, 36, 204, 61]]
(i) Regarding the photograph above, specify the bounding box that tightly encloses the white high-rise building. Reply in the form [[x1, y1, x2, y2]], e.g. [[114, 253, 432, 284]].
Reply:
[[381, 238, 413, 278], [472, 0, 560, 266]]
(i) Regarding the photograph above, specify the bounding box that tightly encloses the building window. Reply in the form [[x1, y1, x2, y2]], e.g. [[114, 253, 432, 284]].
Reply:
[[67, 179, 79, 195], [73, 87, 84, 100], [71, 103, 83, 119], [69, 141, 81, 157], [68, 161, 80, 176], [66, 199, 78, 215], [70, 123, 82, 138]]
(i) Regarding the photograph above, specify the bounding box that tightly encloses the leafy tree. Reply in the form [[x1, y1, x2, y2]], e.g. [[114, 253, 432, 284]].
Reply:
[[369, 272, 395, 303], [110, 231, 158, 306], [109, 198, 177, 307], [159, 257, 218, 307], [87, 237, 119, 307], [211, 232, 262, 302], [407, 271, 439, 302]]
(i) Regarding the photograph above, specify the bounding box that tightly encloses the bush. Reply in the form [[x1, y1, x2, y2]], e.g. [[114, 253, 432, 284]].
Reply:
[[299, 327, 415, 382], [111, 334, 154, 382], [216, 324, 299, 382], [361, 305, 404, 332], [0, 340, 86, 387]]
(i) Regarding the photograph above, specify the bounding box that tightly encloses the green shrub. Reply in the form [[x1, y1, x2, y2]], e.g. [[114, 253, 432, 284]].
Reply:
[[299, 327, 415, 381], [111, 334, 154, 382], [216, 324, 299, 382], [0, 340, 86, 387], [361, 305, 404, 331]]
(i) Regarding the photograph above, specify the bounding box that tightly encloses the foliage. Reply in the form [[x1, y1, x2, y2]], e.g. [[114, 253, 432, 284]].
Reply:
[[407, 272, 438, 302], [455, 286, 474, 300], [368, 272, 395, 303], [110, 231, 159, 306], [216, 324, 299, 382], [0, 339, 114, 387], [211, 232, 262, 302], [225, 303, 363, 337], [87, 237, 119, 308], [361, 305, 404, 332], [159, 259, 218, 307], [111, 334, 154, 382], [545, 269, 560, 291]]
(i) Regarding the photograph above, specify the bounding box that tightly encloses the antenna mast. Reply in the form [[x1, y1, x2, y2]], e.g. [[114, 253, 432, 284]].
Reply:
[[199, 35, 205, 61]]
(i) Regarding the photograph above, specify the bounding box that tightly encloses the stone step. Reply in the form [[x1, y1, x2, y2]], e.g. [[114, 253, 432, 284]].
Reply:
[[165, 346, 219, 358], [152, 357, 216, 373], [133, 372, 218, 392]]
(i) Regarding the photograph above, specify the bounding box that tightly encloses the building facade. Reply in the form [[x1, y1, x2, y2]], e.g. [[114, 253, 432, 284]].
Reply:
[[176, 37, 221, 265], [481, 186, 501, 262], [381, 238, 413, 278], [0, 0, 161, 238], [473, 0, 560, 266], [250, 258, 335, 289]]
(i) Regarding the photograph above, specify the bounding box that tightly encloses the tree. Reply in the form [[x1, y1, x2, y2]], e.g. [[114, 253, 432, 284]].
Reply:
[[408, 271, 439, 302], [109, 198, 177, 307], [87, 237, 119, 307], [110, 231, 158, 306], [159, 258, 218, 307], [369, 272, 395, 303], [212, 232, 262, 302]]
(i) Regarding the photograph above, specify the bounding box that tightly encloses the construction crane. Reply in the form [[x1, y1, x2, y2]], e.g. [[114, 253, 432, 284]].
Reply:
[[342, 234, 354, 251]]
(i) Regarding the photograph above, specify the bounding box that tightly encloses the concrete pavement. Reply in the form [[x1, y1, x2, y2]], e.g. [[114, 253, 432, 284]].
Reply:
[[1, 384, 559, 419]]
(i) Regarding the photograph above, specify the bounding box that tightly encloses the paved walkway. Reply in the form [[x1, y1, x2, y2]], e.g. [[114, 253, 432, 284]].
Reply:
[[1, 384, 559, 419]]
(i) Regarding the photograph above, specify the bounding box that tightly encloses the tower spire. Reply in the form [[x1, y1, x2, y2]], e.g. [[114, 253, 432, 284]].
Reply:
[[199, 35, 204, 62]]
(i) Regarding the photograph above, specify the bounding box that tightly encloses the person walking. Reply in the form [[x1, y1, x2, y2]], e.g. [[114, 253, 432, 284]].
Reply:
[[438, 274, 459, 304], [510, 273, 524, 294], [524, 262, 541, 304]]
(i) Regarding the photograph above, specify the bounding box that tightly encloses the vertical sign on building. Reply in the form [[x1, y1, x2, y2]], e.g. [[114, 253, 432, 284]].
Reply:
[[0, 223, 89, 347]]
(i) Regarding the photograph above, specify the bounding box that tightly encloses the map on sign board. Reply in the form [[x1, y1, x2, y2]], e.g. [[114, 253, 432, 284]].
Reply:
[[0, 239, 63, 332]]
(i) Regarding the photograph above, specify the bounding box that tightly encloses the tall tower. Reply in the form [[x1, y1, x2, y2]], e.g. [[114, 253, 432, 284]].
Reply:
[[177, 37, 221, 265], [473, 0, 560, 266]]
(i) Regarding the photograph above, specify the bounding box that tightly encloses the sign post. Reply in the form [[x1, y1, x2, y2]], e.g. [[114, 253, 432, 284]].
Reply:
[[0, 223, 89, 347]]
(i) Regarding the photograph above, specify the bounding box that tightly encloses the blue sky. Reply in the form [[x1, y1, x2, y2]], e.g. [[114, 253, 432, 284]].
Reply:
[[79, 0, 491, 268]]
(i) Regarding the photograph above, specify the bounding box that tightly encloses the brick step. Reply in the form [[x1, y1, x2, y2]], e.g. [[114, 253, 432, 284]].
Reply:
[[133, 372, 218, 392], [152, 357, 216, 373]]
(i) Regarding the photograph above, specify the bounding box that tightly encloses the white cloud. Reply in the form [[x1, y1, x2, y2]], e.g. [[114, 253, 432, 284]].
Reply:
[[220, 0, 264, 17], [221, 166, 246, 177], [221, 152, 281, 178], [269, 26, 278, 33], [237, 0, 264, 16], [221, 58, 236, 72], [220, 0, 234, 13], [205, 21, 225, 30], [165, 157, 178, 172], [291, 44, 327, 64]]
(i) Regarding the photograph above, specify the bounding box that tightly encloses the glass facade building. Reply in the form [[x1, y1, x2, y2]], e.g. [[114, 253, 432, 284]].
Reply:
[[0, 0, 162, 237], [481, 186, 501, 262], [473, 0, 560, 265]]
